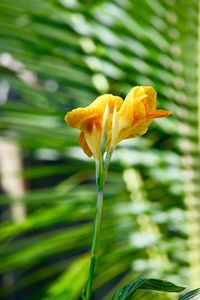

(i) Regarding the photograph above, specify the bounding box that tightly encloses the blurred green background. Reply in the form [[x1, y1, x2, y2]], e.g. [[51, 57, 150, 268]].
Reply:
[[0, 0, 199, 299]]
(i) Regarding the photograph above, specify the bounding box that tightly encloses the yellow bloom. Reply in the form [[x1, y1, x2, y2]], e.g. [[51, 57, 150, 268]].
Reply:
[[65, 86, 171, 159]]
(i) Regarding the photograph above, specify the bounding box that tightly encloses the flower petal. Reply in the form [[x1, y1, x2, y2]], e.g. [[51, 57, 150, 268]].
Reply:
[[65, 94, 123, 131], [65, 107, 98, 129], [117, 86, 155, 130], [115, 86, 169, 144], [65, 86, 171, 158], [65, 94, 123, 157], [78, 132, 93, 157], [139, 86, 157, 111], [90, 94, 123, 113], [84, 123, 102, 159], [146, 109, 172, 118]]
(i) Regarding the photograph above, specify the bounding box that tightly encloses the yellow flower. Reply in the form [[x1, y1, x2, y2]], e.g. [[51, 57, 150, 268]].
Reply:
[[65, 86, 171, 159]]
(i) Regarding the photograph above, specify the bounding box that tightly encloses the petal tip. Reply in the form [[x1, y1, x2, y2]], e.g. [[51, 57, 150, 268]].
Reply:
[[147, 109, 172, 118]]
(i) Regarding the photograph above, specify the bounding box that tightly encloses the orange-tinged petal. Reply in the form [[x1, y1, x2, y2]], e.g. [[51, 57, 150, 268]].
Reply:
[[65, 94, 123, 158], [65, 107, 99, 129], [65, 85, 172, 158], [115, 118, 151, 143], [127, 119, 152, 139], [132, 101, 146, 127], [146, 109, 172, 118], [122, 109, 171, 141], [139, 86, 157, 111], [90, 94, 123, 113], [65, 94, 123, 131], [117, 86, 156, 130], [113, 86, 171, 145], [84, 123, 102, 159], [78, 132, 93, 157]]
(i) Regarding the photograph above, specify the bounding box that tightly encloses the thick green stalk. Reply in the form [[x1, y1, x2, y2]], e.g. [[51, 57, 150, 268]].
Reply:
[[85, 159, 104, 300], [85, 189, 103, 300], [84, 152, 112, 300]]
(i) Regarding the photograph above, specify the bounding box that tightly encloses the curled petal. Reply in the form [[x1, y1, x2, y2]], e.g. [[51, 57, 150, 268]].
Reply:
[[65, 107, 98, 129], [65, 94, 123, 157], [113, 86, 171, 144], [118, 86, 156, 130], [65, 94, 123, 131], [132, 101, 146, 127], [139, 86, 157, 111], [84, 123, 102, 159], [90, 94, 123, 113], [65, 86, 172, 158], [78, 132, 92, 157]]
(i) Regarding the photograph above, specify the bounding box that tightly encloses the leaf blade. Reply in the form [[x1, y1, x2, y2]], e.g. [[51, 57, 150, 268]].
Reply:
[[178, 288, 200, 300], [112, 278, 185, 300]]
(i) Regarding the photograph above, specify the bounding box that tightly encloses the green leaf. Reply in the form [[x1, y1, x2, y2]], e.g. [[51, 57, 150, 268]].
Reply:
[[178, 288, 200, 300], [45, 255, 89, 300], [112, 278, 185, 300]]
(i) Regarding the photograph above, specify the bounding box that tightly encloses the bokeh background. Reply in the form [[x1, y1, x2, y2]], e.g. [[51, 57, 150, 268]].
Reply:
[[0, 0, 200, 299]]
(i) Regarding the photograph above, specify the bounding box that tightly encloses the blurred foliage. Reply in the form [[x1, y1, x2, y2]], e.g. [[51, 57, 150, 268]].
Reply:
[[0, 0, 199, 300]]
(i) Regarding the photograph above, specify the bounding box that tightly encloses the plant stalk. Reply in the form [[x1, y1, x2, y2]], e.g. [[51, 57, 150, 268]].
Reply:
[[85, 188, 103, 300], [84, 151, 112, 300], [85, 158, 104, 300]]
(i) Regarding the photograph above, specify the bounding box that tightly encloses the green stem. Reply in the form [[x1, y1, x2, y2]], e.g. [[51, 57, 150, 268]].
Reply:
[[85, 159, 104, 300], [84, 151, 113, 300], [85, 189, 103, 300]]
